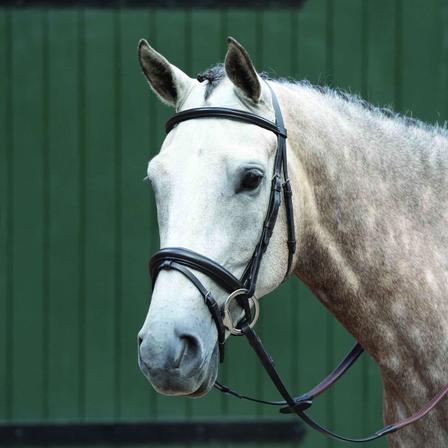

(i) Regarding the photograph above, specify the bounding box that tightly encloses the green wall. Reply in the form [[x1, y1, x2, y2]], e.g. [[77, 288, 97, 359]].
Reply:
[[1, 1, 448, 447]]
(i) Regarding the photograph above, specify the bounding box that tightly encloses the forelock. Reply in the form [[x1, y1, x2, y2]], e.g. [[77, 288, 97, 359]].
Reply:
[[196, 64, 226, 100]]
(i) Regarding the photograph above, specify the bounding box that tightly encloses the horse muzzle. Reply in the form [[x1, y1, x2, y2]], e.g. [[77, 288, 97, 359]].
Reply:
[[138, 324, 218, 396]]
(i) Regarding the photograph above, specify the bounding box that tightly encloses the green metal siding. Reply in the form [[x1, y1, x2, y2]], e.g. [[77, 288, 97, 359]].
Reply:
[[1, 1, 448, 447]]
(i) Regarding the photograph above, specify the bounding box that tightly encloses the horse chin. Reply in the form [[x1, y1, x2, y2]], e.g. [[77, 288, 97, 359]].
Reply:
[[187, 377, 214, 397]]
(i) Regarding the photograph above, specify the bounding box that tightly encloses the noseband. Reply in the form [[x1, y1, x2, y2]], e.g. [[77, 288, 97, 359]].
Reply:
[[149, 83, 448, 443]]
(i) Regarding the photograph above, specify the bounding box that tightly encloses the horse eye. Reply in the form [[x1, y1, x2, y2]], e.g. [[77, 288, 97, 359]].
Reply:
[[239, 169, 264, 192]]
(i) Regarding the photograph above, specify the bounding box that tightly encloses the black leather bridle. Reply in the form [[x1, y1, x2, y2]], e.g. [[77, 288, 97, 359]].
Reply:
[[151, 83, 294, 362], [149, 83, 448, 443]]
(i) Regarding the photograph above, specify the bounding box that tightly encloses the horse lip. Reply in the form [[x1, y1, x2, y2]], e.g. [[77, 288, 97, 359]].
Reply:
[[187, 379, 209, 397], [186, 344, 219, 397]]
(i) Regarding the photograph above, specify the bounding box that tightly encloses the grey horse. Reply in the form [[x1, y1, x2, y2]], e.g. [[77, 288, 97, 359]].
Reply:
[[137, 37, 448, 447]]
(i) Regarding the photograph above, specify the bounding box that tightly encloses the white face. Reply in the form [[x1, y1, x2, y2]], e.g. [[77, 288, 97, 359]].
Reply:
[[137, 40, 290, 397]]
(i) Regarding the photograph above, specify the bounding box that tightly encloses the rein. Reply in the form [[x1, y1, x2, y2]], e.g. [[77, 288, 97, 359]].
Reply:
[[149, 82, 448, 444]]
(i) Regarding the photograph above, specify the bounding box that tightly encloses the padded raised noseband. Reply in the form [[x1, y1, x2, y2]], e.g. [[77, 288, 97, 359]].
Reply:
[[150, 247, 244, 293]]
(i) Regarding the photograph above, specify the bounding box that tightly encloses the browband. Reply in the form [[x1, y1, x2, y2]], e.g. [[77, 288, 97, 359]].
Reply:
[[166, 107, 287, 138]]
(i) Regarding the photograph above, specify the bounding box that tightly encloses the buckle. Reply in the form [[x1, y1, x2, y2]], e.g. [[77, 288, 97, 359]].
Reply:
[[222, 288, 260, 336], [271, 174, 282, 192], [283, 178, 292, 196]]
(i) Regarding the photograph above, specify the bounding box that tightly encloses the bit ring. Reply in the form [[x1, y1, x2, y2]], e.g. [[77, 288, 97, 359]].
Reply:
[[223, 288, 259, 336]]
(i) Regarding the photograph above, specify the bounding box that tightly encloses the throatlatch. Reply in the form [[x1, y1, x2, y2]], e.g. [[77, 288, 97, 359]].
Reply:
[[149, 81, 448, 444]]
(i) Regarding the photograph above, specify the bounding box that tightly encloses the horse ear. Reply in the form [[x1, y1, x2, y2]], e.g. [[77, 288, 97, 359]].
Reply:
[[138, 39, 195, 108], [224, 37, 262, 103]]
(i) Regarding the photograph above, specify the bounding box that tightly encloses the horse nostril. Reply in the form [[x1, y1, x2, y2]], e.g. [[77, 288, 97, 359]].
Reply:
[[182, 334, 201, 356], [173, 334, 202, 372], [138, 335, 143, 347]]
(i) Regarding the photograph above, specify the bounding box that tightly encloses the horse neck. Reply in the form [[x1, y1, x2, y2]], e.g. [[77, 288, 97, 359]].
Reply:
[[277, 82, 448, 442]]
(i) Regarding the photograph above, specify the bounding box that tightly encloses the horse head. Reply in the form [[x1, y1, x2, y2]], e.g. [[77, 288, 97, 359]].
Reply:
[[137, 38, 295, 397]]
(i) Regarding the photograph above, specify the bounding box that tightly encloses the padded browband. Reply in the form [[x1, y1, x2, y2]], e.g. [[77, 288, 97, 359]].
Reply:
[[150, 247, 244, 293], [165, 107, 287, 138]]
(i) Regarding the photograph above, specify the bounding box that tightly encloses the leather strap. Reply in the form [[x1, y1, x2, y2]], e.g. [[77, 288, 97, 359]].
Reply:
[[241, 324, 448, 443], [280, 343, 364, 413], [151, 247, 243, 294], [166, 107, 287, 138], [151, 258, 227, 363], [265, 82, 296, 277], [215, 342, 363, 413]]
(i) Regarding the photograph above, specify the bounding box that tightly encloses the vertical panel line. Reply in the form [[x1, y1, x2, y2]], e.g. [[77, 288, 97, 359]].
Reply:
[[114, 6, 123, 421], [361, 0, 369, 100], [219, 7, 228, 56], [291, 8, 298, 76], [42, 6, 50, 421], [436, 0, 446, 121], [255, 9, 263, 68], [185, 8, 192, 76], [443, 0, 448, 120], [77, 8, 86, 420], [326, 0, 334, 87], [394, 0, 402, 111], [5, 7, 14, 422]]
